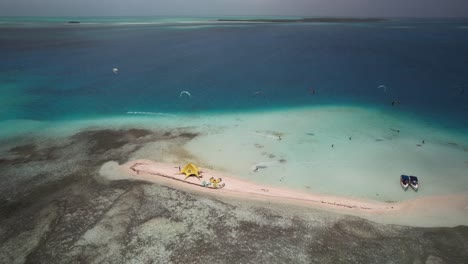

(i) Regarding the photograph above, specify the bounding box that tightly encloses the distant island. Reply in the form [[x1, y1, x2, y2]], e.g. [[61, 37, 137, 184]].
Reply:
[[218, 17, 386, 23]]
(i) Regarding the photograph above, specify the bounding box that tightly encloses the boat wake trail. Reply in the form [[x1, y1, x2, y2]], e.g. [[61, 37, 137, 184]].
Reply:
[[126, 111, 177, 117]]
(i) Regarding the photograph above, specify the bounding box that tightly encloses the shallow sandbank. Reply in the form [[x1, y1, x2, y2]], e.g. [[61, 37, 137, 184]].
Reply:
[[116, 160, 468, 227]]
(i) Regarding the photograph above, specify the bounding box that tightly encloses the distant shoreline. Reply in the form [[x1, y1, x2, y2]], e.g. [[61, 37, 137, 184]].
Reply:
[[217, 17, 387, 23]]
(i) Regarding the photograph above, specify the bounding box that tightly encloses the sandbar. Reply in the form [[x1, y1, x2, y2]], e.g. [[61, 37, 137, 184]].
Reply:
[[217, 18, 386, 23], [118, 159, 468, 227]]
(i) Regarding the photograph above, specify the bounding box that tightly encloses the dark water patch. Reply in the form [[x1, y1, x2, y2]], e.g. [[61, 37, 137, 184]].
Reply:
[[22, 181, 145, 264], [2, 142, 67, 166], [127, 128, 152, 138], [0, 128, 183, 214], [66, 127, 199, 164], [9, 143, 37, 156], [333, 219, 382, 239], [421, 226, 468, 263], [71, 129, 150, 154], [0, 126, 198, 223], [308, 218, 468, 263], [1, 127, 467, 263], [0, 172, 83, 224], [178, 132, 199, 139], [169, 238, 218, 264], [0, 157, 18, 166], [0, 173, 93, 243], [170, 207, 307, 264], [0, 27, 99, 51], [446, 142, 468, 153], [238, 219, 298, 239], [309, 220, 415, 263]]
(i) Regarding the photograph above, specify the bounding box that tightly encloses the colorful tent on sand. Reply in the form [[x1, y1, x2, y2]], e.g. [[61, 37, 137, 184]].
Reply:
[[180, 163, 201, 180]]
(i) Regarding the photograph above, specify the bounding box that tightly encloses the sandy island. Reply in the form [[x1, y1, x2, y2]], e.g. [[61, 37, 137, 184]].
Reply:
[[116, 159, 468, 227]]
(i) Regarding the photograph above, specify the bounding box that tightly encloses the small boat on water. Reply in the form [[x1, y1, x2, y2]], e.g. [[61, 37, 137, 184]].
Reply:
[[409, 176, 419, 191], [400, 175, 409, 190]]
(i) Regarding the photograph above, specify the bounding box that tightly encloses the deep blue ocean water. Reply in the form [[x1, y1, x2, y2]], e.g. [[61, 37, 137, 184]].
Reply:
[[1, 17, 467, 131]]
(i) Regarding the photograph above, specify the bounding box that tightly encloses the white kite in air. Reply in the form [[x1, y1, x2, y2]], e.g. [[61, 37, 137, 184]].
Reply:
[[180, 91, 191, 98], [377, 85, 387, 92]]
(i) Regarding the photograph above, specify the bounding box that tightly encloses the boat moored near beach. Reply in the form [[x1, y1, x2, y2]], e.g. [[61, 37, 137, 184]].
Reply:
[[409, 176, 419, 191], [400, 175, 409, 190]]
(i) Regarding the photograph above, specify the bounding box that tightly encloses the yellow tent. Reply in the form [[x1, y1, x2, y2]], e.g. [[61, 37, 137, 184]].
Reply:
[[180, 163, 201, 179]]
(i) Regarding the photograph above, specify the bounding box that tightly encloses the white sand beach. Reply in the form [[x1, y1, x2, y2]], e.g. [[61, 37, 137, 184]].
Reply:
[[113, 159, 468, 227]]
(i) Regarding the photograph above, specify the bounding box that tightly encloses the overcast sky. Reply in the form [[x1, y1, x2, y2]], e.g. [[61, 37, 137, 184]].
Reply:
[[1, 0, 467, 17]]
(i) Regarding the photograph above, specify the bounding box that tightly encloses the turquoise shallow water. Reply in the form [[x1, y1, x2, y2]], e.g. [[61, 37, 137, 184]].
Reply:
[[0, 16, 467, 202], [1, 19, 468, 263], [1, 17, 467, 130], [179, 106, 467, 201]]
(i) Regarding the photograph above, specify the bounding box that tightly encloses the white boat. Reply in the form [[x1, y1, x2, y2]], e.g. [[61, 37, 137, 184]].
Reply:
[[400, 175, 409, 190], [409, 176, 419, 191]]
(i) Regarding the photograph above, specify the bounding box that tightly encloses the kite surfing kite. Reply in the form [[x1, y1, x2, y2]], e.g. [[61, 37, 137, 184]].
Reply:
[[377, 85, 387, 92], [180, 91, 191, 98]]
